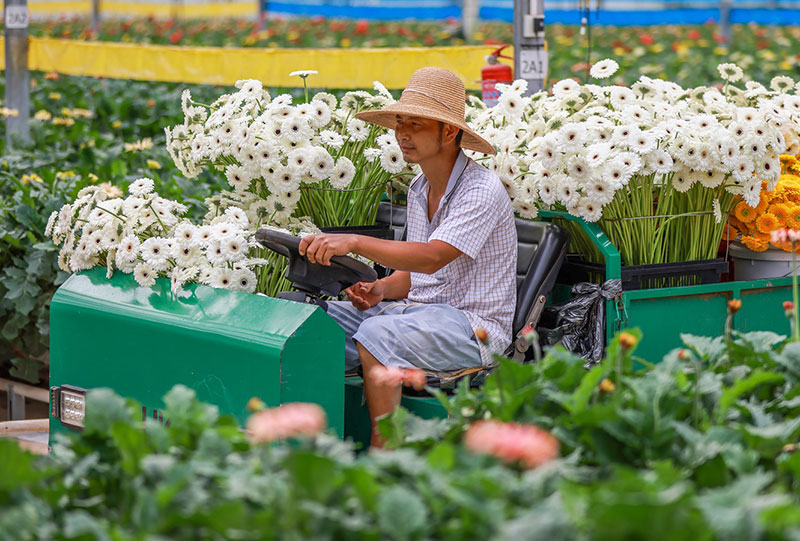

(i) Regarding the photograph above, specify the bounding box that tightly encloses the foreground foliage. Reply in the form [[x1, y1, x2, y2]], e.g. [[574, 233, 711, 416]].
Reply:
[[1, 329, 799, 539]]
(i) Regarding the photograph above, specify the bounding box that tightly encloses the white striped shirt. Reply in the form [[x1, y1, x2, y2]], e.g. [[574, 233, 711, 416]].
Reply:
[[406, 150, 517, 365]]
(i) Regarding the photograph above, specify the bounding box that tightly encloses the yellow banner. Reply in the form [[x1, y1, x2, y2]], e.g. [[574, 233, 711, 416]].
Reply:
[[29, 1, 258, 18], [1, 37, 499, 90]]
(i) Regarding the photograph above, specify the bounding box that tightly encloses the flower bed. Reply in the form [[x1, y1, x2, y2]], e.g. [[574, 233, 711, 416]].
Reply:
[[1, 328, 800, 538], [18, 17, 800, 87]]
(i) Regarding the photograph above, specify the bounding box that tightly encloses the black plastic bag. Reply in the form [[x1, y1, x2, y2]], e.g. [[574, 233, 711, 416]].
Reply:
[[538, 279, 622, 366]]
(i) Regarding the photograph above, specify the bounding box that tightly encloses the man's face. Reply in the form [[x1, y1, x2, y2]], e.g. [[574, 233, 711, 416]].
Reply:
[[394, 115, 445, 164]]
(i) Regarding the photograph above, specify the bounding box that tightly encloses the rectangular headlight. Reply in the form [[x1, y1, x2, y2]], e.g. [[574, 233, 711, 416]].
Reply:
[[51, 384, 87, 430]]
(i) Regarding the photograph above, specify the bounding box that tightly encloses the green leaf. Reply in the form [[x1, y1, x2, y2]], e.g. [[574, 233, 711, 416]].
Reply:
[[62, 510, 112, 541], [718, 370, 785, 418], [0, 439, 45, 491], [377, 485, 429, 540], [83, 388, 138, 434], [285, 451, 339, 501], [774, 342, 800, 378], [9, 357, 43, 384], [681, 334, 726, 363]]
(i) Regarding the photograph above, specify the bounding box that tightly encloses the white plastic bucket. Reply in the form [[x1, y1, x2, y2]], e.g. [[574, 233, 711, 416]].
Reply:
[[730, 242, 798, 281]]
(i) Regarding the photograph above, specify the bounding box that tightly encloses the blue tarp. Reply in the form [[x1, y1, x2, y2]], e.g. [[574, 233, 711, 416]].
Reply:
[[264, 0, 800, 24]]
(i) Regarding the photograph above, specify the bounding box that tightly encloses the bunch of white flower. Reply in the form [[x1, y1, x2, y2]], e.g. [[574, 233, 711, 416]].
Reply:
[[165, 79, 414, 229], [465, 60, 800, 224], [46, 179, 273, 295]]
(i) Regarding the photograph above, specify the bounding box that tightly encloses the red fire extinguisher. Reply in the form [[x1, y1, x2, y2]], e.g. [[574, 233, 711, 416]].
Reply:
[[481, 45, 513, 107]]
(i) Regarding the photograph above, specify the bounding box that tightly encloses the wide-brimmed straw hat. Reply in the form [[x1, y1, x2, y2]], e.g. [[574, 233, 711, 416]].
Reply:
[[356, 67, 495, 155]]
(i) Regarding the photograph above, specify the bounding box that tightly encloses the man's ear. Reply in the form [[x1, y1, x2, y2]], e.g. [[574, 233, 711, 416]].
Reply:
[[441, 123, 460, 145]]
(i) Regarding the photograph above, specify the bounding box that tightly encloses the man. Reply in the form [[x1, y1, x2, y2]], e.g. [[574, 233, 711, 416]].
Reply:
[[299, 66, 517, 447]]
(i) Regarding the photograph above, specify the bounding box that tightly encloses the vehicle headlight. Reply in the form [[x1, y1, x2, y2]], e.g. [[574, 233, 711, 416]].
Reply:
[[51, 385, 87, 430]]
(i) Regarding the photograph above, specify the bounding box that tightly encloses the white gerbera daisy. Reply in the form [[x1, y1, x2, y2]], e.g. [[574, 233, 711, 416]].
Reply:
[[585, 142, 612, 169], [309, 147, 336, 181], [273, 164, 302, 192], [552, 78, 580, 97], [770, 75, 795, 93], [129, 177, 155, 196], [671, 170, 694, 193], [331, 157, 357, 189], [196, 225, 214, 247], [556, 176, 580, 208], [312, 92, 338, 110], [224, 207, 250, 228], [221, 235, 247, 262], [232, 268, 257, 293], [590, 59, 619, 79], [346, 118, 369, 142], [558, 123, 587, 151], [730, 156, 755, 183], [566, 155, 591, 181], [647, 149, 674, 175], [717, 63, 743, 82], [364, 148, 382, 163], [699, 169, 725, 189], [140, 237, 170, 271], [133, 262, 157, 288], [379, 145, 406, 174], [206, 239, 227, 266], [225, 164, 255, 191], [281, 116, 314, 144], [209, 266, 236, 290], [287, 147, 312, 174], [609, 87, 636, 108], [538, 175, 559, 206], [585, 177, 615, 205], [319, 130, 345, 150], [173, 242, 203, 267], [576, 196, 603, 222], [630, 131, 657, 155]]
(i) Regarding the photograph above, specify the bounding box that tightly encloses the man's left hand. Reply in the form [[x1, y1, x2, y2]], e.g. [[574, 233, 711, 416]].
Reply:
[[298, 233, 357, 265]]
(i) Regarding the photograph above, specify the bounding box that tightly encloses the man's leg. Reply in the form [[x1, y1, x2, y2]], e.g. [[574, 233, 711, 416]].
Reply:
[[352, 304, 483, 448], [356, 342, 401, 448]]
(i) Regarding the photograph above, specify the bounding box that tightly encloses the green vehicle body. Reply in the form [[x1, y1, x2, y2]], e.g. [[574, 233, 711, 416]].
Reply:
[[48, 212, 794, 445]]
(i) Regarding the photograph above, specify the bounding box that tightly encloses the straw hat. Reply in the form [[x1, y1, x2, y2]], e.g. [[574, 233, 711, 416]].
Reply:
[[356, 67, 496, 155]]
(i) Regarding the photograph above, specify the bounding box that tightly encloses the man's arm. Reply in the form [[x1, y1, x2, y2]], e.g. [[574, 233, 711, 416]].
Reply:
[[299, 234, 462, 274]]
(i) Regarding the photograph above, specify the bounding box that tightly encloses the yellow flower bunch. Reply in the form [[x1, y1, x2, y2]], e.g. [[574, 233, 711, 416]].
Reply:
[[728, 154, 800, 252], [124, 138, 154, 152], [55, 171, 78, 182], [21, 173, 44, 185]]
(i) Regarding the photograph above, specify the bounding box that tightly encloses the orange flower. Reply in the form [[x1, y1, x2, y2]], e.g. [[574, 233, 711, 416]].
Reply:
[[754, 230, 772, 241], [769, 203, 790, 227], [755, 213, 779, 233], [723, 223, 740, 241], [728, 299, 742, 314], [734, 201, 757, 223], [742, 235, 769, 251], [787, 205, 800, 229]]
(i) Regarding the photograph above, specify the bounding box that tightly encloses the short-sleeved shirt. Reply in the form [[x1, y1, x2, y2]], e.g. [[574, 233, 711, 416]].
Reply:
[[405, 150, 517, 365]]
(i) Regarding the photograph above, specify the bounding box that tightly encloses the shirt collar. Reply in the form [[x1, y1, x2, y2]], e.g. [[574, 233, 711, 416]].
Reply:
[[409, 150, 468, 204]]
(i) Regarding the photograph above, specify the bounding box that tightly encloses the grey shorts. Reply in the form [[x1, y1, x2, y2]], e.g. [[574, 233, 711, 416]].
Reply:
[[326, 300, 483, 372]]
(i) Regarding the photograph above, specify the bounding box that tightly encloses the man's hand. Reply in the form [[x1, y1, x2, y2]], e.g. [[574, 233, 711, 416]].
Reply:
[[299, 233, 356, 266], [345, 280, 385, 311]]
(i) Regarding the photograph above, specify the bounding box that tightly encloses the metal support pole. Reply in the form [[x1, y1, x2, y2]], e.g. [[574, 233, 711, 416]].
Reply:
[[462, 0, 479, 42], [513, 0, 547, 94], [719, 0, 732, 43], [6, 383, 26, 421], [4, 0, 30, 146], [258, 0, 267, 29], [91, 0, 100, 34]]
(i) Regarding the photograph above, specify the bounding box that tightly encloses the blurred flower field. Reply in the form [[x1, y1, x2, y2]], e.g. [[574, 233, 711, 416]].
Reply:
[[14, 16, 800, 86]]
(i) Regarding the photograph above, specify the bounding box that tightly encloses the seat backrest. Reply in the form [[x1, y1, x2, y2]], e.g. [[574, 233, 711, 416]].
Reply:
[[374, 202, 569, 336]]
